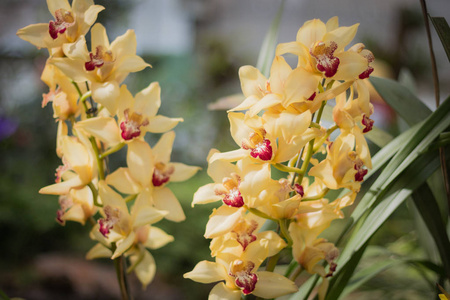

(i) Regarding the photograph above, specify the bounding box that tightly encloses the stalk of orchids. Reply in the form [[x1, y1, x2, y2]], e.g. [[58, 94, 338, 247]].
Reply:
[[184, 17, 376, 300], [17, 0, 199, 298]]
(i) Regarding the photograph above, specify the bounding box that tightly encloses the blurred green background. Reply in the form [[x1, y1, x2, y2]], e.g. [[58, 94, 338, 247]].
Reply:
[[1, 0, 449, 299]]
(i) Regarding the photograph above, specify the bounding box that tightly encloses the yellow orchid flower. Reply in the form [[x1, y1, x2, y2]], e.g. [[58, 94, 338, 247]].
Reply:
[[75, 83, 183, 147], [209, 212, 287, 257], [56, 184, 97, 225], [106, 136, 199, 222], [39, 129, 97, 195], [41, 63, 82, 120], [50, 23, 150, 114], [87, 224, 174, 289], [276, 17, 372, 81], [17, 0, 104, 51], [309, 134, 368, 192], [90, 181, 167, 259], [232, 55, 320, 115], [209, 111, 322, 164], [184, 239, 298, 299]]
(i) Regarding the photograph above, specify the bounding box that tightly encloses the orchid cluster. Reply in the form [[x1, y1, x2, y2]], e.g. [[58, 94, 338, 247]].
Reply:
[[185, 17, 375, 299], [17, 0, 199, 292]]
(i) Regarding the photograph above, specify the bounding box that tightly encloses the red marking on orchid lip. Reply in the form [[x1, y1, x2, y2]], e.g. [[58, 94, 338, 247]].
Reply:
[[250, 139, 272, 161], [233, 219, 258, 249], [230, 260, 258, 295], [152, 163, 175, 187], [222, 188, 244, 207], [294, 183, 304, 197], [48, 9, 75, 40], [359, 66, 374, 79], [354, 161, 368, 182], [311, 41, 340, 78], [361, 114, 374, 133], [326, 262, 337, 278], [85, 47, 105, 71], [98, 219, 110, 237], [307, 92, 316, 101], [120, 109, 149, 141]]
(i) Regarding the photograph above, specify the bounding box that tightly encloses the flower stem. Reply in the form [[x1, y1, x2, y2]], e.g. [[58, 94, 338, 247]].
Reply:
[[274, 163, 304, 175], [246, 207, 278, 222], [90, 137, 105, 180], [87, 182, 103, 207], [100, 142, 126, 159]]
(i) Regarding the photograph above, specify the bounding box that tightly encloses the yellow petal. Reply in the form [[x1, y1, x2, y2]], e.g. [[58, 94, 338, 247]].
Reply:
[[39, 176, 84, 195], [86, 243, 112, 260], [145, 115, 183, 133], [296, 19, 327, 48], [239, 65, 267, 99], [134, 82, 160, 117], [205, 206, 244, 238], [106, 168, 142, 194], [62, 36, 89, 60], [91, 81, 120, 115], [323, 23, 359, 52], [127, 139, 154, 187], [75, 117, 121, 148], [16, 23, 55, 49], [152, 187, 185, 222], [91, 23, 110, 49], [131, 249, 156, 289], [333, 51, 368, 81], [170, 163, 200, 182], [192, 183, 223, 206], [209, 282, 241, 300], [252, 271, 298, 298], [183, 261, 228, 283], [144, 226, 174, 249], [112, 231, 136, 259], [152, 131, 174, 163], [47, 0, 71, 17]]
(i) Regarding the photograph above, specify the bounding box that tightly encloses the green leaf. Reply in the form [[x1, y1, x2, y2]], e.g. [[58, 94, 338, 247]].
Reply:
[[412, 183, 450, 280], [326, 242, 368, 300], [327, 147, 448, 299], [370, 77, 432, 126], [351, 96, 450, 223], [430, 17, 450, 62], [288, 275, 320, 300], [339, 255, 403, 299], [256, 0, 285, 77]]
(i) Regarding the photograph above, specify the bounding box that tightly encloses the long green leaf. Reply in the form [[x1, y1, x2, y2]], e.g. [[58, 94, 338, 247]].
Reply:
[[256, 0, 285, 77], [430, 17, 450, 62], [339, 256, 403, 298], [370, 77, 432, 126], [325, 242, 368, 300], [412, 183, 450, 280], [329, 146, 449, 299], [351, 96, 450, 223]]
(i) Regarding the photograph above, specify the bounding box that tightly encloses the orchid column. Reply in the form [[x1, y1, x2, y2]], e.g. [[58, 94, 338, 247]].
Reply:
[[17, 0, 199, 298], [185, 17, 375, 300]]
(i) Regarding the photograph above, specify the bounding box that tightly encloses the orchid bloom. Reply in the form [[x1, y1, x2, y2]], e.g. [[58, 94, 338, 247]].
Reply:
[[75, 83, 183, 148], [276, 17, 372, 81], [184, 239, 298, 299], [41, 63, 81, 120], [90, 181, 167, 259], [56, 185, 97, 225], [39, 129, 96, 195], [50, 23, 150, 114], [209, 111, 322, 164], [106, 136, 199, 222], [17, 0, 104, 52], [87, 223, 174, 288], [308, 134, 369, 192], [231, 56, 320, 115]]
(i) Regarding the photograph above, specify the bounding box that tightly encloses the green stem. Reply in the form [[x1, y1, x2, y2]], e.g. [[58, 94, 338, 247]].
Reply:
[[100, 142, 126, 159], [112, 243, 132, 300], [310, 122, 322, 129], [274, 163, 304, 175], [246, 207, 278, 222], [284, 259, 299, 278], [297, 139, 314, 184], [90, 137, 105, 180], [87, 182, 102, 207], [302, 188, 330, 201], [124, 194, 138, 203], [278, 219, 293, 247], [265, 252, 281, 272], [72, 81, 83, 97], [289, 265, 303, 281]]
